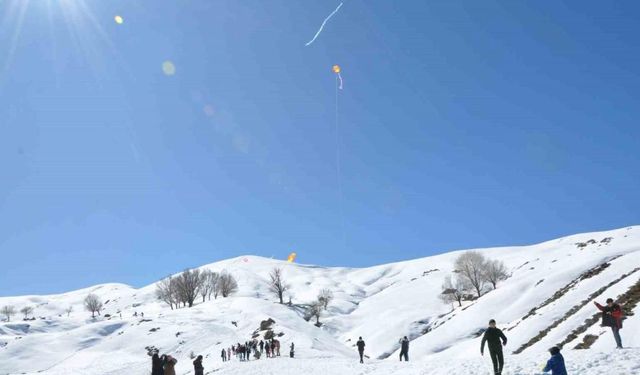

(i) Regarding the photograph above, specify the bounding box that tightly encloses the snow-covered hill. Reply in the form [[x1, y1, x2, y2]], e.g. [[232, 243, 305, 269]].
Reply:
[[1, 226, 640, 375]]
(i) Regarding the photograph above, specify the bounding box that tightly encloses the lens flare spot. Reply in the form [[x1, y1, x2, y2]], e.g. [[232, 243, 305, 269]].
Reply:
[[162, 61, 176, 76], [203, 105, 215, 117], [114, 15, 124, 24]]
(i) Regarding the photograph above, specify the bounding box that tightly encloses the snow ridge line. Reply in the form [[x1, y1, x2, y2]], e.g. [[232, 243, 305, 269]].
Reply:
[[513, 265, 640, 354]]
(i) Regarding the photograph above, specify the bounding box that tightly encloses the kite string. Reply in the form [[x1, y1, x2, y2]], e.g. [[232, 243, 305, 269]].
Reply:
[[335, 74, 347, 251], [305, 2, 344, 46]]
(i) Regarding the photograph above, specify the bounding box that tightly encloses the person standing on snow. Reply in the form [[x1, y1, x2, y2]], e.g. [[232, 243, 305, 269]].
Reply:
[[542, 346, 567, 375], [481, 319, 508, 375], [594, 298, 623, 348], [399, 336, 409, 361], [151, 352, 164, 375], [356, 336, 366, 364], [260, 340, 264, 354], [290, 342, 295, 358], [163, 355, 177, 375], [193, 355, 204, 375], [221, 348, 227, 362]]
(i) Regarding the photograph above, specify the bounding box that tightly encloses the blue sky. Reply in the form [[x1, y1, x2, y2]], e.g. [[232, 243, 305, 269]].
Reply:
[[1, 0, 638, 296]]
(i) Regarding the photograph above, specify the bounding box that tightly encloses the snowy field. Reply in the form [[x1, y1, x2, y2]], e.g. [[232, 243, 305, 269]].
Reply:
[[1, 225, 639, 374]]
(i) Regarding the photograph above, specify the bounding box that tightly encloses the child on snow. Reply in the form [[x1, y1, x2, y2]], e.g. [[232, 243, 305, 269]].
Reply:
[[542, 346, 567, 375]]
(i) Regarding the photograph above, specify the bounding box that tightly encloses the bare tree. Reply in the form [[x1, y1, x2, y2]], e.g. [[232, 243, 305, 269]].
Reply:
[[208, 271, 220, 300], [268, 267, 290, 304], [20, 306, 34, 319], [65, 306, 73, 317], [454, 251, 488, 298], [318, 289, 334, 310], [84, 294, 103, 318], [483, 259, 509, 289], [306, 300, 323, 325], [219, 271, 238, 297], [156, 276, 178, 309], [439, 275, 468, 308], [1, 305, 16, 322], [174, 269, 203, 308], [199, 270, 220, 302]]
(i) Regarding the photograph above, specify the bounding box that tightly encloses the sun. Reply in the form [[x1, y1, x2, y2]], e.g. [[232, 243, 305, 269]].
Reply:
[[0, 0, 120, 81]]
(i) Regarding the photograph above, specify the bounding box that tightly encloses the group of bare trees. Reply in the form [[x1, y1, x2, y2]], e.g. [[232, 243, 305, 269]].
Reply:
[[307, 288, 334, 325], [156, 269, 238, 309], [1, 305, 36, 322], [440, 251, 509, 308], [265, 267, 333, 326]]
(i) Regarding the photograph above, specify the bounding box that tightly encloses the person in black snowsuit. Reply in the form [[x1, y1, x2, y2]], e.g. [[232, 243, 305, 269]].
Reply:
[[399, 336, 409, 361], [260, 340, 264, 353], [481, 319, 507, 375], [151, 352, 164, 375], [290, 342, 295, 358], [193, 355, 204, 375], [356, 337, 366, 363], [595, 298, 624, 348], [221, 348, 227, 362]]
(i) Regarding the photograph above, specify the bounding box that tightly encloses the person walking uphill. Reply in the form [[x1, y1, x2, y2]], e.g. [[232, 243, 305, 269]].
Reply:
[[481, 319, 508, 375], [595, 298, 623, 348], [193, 355, 204, 375], [542, 346, 567, 375], [356, 336, 366, 364]]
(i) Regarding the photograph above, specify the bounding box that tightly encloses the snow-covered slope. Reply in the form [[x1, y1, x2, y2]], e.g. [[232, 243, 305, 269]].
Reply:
[[1, 226, 639, 375]]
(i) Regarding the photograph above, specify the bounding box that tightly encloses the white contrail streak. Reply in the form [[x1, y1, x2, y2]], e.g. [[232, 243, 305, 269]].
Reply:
[[305, 2, 343, 46]]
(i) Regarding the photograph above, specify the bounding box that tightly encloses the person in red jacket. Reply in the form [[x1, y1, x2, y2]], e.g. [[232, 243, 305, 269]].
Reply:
[[594, 298, 623, 349]]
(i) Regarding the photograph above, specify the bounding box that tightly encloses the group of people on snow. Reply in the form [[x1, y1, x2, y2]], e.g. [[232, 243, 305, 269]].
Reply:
[[150, 352, 178, 375], [151, 338, 295, 374], [476, 298, 623, 375], [148, 297, 622, 374]]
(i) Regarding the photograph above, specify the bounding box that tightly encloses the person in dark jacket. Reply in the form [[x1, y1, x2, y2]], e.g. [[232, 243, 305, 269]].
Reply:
[[290, 342, 295, 358], [221, 348, 227, 362], [399, 336, 409, 361], [595, 298, 623, 348], [356, 337, 366, 363], [260, 340, 264, 353], [481, 319, 508, 375], [163, 355, 177, 375], [151, 352, 164, 375], [543, 346, 567, 375], [193, 355, 204, 375]]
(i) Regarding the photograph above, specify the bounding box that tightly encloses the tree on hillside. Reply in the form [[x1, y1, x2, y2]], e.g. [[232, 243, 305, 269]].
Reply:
[[175, 269, 203, 308], [1, 305, 16, 322], [156, 276, 178, 309], [439, 275, 469, 308], [483, 259, 509, 289], [200, 270, 220, 302], [20, 306, 34, 320], [318, 289, 334, 310], [268, 267, 290, 304], [454, 251, 489, 298], [219, 271, 238, 298], [306, 300, 323, 326], [84, 294, 103, 318]]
